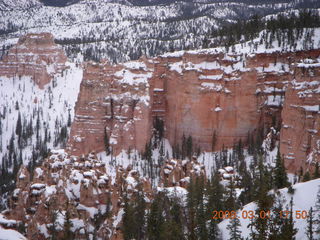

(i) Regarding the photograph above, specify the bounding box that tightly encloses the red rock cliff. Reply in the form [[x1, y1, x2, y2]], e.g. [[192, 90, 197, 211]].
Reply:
[[0, 33, 67, 88], [68, 49, 320, 172], [280, 53, 320, 172], [67, 60, 153, 155]]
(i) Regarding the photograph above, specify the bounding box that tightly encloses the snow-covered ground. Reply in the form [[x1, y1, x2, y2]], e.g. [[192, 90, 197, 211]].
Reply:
[[1, 0, 318, 63], [97, 138, 173, 187], [219, 178, 320, 239], [0, 226, 26, 240], [0, 214, 26, 239], [0, 61, 82, 166], [163, 27, 320, 58]]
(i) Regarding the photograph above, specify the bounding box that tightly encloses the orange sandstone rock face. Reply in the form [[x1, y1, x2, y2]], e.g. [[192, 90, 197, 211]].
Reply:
[[0, 33, 67, 89], [67, 50, 320, 173], [67, 60, 153, 156], [280, 55, 320, 172], [155, 53, 267, 151]]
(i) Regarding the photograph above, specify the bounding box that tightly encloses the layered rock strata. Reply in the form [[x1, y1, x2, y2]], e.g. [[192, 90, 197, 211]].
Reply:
[[0, 33, 67, 89], [68, 50, 320, 172], [67, 60, 153, 155], [280, 56, 320, 172]]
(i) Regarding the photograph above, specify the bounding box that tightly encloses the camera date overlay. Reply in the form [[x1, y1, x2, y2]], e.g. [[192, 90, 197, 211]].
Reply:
[[212, 210, 309, 220]]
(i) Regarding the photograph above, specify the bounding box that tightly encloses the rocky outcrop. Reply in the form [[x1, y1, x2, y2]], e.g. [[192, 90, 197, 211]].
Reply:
[[67, 49, 320, 172], [2, 32, 314, 175], [4, 149, 206, 240], [0, 33, 67, 88], [67, 60, 153, 156], [280, 55, 320, 172], [5, 150, 154, 240], [160, 158, 206, 188]]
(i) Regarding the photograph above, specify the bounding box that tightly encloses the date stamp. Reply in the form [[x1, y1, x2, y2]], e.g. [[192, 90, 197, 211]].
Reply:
[[212, 210, 308, 220]]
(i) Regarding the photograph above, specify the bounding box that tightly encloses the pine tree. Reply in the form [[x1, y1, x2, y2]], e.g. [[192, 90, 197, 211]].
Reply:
[[206, 175, 223, 239], [159, 197, 185, 240], [63, 210, 74, 240], [274, 150, 289, 189], [225, 179, 238, 211], [170, 199, 184, 239], [187, 177, 197, 240], [135, 187, 146, 240], [196, 198, 208, 240], [206, 174, 225, 213], [303, 171, 311, 182], [269, 194, 285, 240], [49, 210, 58, 240], [313, 163, 320, 179], [147, 193, 165, 240], [186, 136, 193, 159], [92, 209, 103, 240], [122, 195, 135, 240], [104, 128, 110, 155], [212, 131, 217, 151], [314, 186, 320, 236], [299, 167, 304, 182], [67, 110, 71, 127], [306, 207, 314, 240], [16, 112, 22, 139], [36, 109, 40, 141], [239, 166, 254, 205], [181, 134, 187, 159], [15, 101, 19, 110], [280, 198, 297, 239], [154, 117, 164, 140], [0, 117, 2, 136], [249, 155, 274, 240], [227, 216, 242, 240]]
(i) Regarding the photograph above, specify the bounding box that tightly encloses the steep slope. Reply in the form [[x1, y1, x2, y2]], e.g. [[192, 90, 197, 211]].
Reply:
[[0, 33, 67, 89], [67, 59, 152, 156], [1, 0, 319, 63], [1, 149, 205, 239], [67, 28, 320, 173], [0, 30, 318, 238], [0, 33, 82, 206], [219, 178, 320, 239], [280, 58, 320, 172]]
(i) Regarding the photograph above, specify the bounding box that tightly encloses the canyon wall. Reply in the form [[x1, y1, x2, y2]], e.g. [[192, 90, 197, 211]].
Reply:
[[0, 32, 318, 173], [0, 32, 319, 239], [0, 33, 67, 88], [68, 49, 320, 172], [67, 60, 153, 156], [280, 51, 320, 172]]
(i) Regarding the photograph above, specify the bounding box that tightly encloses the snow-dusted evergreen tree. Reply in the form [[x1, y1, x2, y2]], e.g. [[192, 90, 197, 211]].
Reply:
[[63, 209, 74, 240], [147, 193, 164, 240], [280, 198, 297, 239], [249, 155, 274, 239], [269, 193, 286, 239], [274, 150, 289, 189], [206, 174, 224, 239], [313, 163, 320, 179], [314, 186, 320, 237], [227, 217, 243, 240], [306, 207, 314, 240]]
